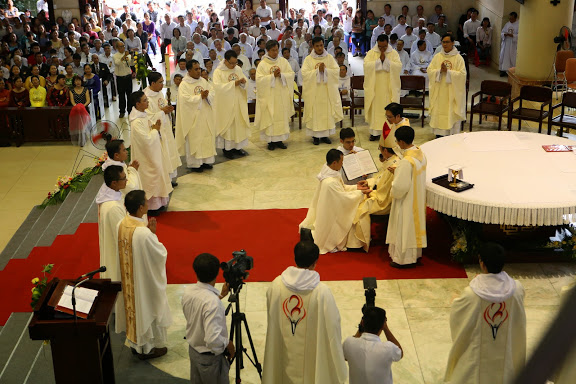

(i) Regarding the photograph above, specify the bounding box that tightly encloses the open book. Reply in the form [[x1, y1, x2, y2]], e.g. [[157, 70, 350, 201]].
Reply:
[[55, 285, 99, 319], [342, 150, 378, 180]]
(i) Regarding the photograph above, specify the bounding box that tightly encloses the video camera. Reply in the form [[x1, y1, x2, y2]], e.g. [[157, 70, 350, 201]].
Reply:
[[359, 277, 377, 333], [220, 249, 254, 291]]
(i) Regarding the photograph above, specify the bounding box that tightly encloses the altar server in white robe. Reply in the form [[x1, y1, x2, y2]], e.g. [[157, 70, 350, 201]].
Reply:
[[175, 60, 217, 172], [499, 12, 518, 77], [144, 72, 181, 184], [96, 165, 126, 282], [386, 126, 427, 267], [129, 91, 173, 214], [445, 243, 526, 384], [213, 49, 251, 159], [301, 36, 342, 145], [364, 34, 402, 141], [116, 190, 172, 359], [255, 40, 295, 151], [102, 139, 142, 196], [299, 149, 369, 254], [428, 34, 466, 137], [263, 241, 348, 384], [410, 40, 432, 90]]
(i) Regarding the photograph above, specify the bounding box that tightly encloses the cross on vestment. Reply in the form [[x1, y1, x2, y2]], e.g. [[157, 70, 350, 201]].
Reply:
[[550, 0, 561, 6]]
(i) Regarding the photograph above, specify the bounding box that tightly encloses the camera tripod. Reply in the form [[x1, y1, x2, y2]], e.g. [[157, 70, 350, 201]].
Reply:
[[225, 282, 263, 383]]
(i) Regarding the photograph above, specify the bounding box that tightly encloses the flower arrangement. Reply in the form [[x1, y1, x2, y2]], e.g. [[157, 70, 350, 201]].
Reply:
[[546, 225, 576, 259], [441, 214, 482, 263], [134, 52, 150, 88], [31, 264, 55, 309], [40, 152, 107, 207]]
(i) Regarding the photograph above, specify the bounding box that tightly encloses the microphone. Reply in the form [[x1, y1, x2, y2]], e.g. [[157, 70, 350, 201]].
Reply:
[[77, 266, 106, 280]]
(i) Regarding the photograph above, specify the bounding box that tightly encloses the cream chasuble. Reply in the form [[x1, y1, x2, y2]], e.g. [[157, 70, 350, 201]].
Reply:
[[353, 155, 399, 251], [129, 110, 173, 208], [428, 48, 466, 136], [263, 267, 348, 384], [96, 185, 125, 282], [175, 74, 217, 167], [379, 117, 411, 149], [255, 54, 295, 143], [445, 273, 526, 384], [212, 62, 251, 150], [299, 164, 364, 254], [102, 159, 142, 196], [116, 215, 172, 354], [385, 146, 427, 264], [301, 51, 342, 137], [363, 45, 402, 136], [144, 87, 182, 175]]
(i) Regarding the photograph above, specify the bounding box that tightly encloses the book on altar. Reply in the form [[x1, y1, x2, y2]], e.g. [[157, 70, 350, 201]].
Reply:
[[542, 145, 575, 152], [55, 285, 99, 319], [342, 150, 378, 180]]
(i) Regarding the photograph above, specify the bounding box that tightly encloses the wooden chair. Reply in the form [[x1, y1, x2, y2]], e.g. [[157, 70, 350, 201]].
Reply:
[[548, 92, 576, 136], [350, 75, 364, 126], [565, 58, 576, 92], [507, 86, 552, 133], [552, 50, 574, 96], [247, 100, 256, 122], [469, 80, 512, 131], [340, 94, 351, 128], [292, 86, 303, 130], [399, 75, 426, 127]]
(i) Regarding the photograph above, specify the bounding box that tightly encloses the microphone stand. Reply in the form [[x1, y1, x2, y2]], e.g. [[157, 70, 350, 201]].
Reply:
[[72, 277, 91, 331]]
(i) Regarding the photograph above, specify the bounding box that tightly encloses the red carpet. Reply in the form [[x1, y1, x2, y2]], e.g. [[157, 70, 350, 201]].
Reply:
[[0, 208, 465, 325]]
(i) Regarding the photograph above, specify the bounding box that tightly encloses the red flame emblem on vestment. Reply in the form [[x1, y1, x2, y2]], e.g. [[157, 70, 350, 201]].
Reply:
[[283, 294, 306, 335], [483, 302, 509, 340]]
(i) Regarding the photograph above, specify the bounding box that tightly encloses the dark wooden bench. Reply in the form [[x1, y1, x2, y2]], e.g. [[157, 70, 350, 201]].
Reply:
[[0, 106, 73, 146]]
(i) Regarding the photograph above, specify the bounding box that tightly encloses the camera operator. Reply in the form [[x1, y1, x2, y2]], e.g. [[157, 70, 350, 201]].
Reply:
[[182, 253, 235, 384], [343, 307, 403, 384], [262, 241, 347, 383]]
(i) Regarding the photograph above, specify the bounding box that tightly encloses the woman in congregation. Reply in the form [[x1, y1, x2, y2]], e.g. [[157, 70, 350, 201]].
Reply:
[[7, 65, 22, 89], [24, 65, 46, 90], [29, 75, 46, 107], [49, 30, 62, 50], [64, 64, 75, 89], [351, 10, 365, 57], [171, 27, 187, 61], [62, 47, 74, 65], [36, 25, 49, 47], [10, 77, 30, 107], [83, 64, 101, 119], [364, 10, 377, 55], [240, 0, 255, 32], [142, 12, 157, 56], [0, 79, 11, 107], [125, 28, 142, 54], [45, 64, 59, 91], [70, 75, 91, 112], [47, 74, 70, 106], [476, 17, 492, 64]]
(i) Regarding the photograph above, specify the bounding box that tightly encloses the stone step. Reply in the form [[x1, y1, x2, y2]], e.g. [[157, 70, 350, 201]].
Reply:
[[0, 313, 33, 377], [11, 204, 61, 259], [36, 192, 82, 247], [0, 314, 43, 384], [60, 174, 103, 235], [0, 208, 43, 270]]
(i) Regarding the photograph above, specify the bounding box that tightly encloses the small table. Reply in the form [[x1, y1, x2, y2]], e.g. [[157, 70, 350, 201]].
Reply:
[[421, 131, 576, 226]]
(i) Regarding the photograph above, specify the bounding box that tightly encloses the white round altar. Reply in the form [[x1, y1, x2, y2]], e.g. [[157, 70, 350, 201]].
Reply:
[[420, 131, 576, 226]]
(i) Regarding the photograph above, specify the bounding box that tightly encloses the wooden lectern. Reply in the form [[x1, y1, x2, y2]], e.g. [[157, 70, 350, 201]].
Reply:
[[28, 278, 122, 384]]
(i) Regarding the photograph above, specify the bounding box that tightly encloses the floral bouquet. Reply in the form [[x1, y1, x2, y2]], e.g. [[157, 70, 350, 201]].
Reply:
[[134, 52, 150, 88], [546, 226, 576, 259], [31, 264, 54, 309]]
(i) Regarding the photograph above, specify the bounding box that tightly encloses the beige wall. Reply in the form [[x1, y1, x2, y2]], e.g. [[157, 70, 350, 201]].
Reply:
[[52, 0, 82, 21]]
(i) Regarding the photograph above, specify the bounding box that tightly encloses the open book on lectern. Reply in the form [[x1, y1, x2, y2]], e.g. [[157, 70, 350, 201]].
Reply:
[[342, 151, 379, 181]]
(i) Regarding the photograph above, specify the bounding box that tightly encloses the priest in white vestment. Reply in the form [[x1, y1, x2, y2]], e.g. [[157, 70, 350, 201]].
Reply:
[[175, 60, 217, 172], [255, 40, 295, 150], [379, 102, 411, 149], [386, 126, 427, 267], [116, 190, 172, 359], [445, 243, 526, 384], [263, 241, 348, 384], [336, 127, 368, 186], [299, 149, 369, 254], [144, 72, 181, 184], [102, 139, 142, 196], [96, 165, 126, 282], [428, 35, 466, 137], [363, 34, 402, 141], [213, 49, 251, 158], [129, 91, 173, 214], [301, 36, 343, 145], [499, 12, 518, 77]]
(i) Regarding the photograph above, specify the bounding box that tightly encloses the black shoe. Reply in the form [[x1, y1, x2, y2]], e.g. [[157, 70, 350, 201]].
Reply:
[[320, 137, 331, 144], [313, 137, 320, 145], [119, 113, 125, 118], [137, 347, 168, 361], [235, 149, 248, 156], [201, 163, 213, 169], [500, 71, 507, 77], [159, 60, 165, 63], [171, 181, 178, 187], [275, 141, 287, 149], [369, 135, 379, 141], [268, 142, 275, 150], [223, 149, 235, 159], [389, 261, 417, 269], [188, 167, 204, 173]]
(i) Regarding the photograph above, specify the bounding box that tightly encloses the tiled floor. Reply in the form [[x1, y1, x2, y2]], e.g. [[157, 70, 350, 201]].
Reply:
[[1, 54, 575, 383]]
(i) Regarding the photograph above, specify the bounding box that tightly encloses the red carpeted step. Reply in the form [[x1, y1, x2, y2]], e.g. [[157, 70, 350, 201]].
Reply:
[[0, 208, 466, 325]]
